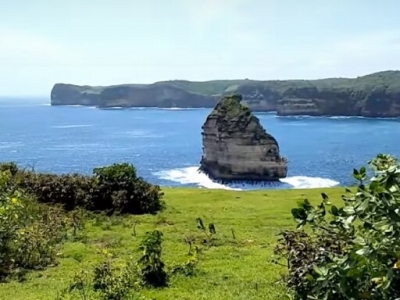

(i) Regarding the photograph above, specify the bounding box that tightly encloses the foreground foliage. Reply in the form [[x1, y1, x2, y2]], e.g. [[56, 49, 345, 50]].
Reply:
[[0, 170, 72, 281], [0, 162, 164, 215], [275, 154, 400, 299]]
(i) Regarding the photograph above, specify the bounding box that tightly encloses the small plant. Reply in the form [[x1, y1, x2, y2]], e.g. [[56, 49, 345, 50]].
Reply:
[[196, 217, 218, 246], [170, 253, 198, 277], [56, 269, 94, 300], [184, 235, 196, 255], [93, 250, 133, 300], [69, 208, 85, 237], [57, 250, 136, 300], [137, 230, 168, 288], [231, 228, 236, 240]]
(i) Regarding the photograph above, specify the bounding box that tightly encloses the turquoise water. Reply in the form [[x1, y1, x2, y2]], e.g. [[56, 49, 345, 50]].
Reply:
[[1, 98, 399, 190]]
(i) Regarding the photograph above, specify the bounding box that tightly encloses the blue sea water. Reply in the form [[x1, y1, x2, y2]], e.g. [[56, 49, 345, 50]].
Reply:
[[1, 98, 400, 190]]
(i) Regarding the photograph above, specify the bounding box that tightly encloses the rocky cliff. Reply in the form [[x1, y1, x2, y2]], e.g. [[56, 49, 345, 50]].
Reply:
[[51, 70, 400, 117], [277, 71, 400, 117], [51, 83, 217, 108], [199, 94, 287, 182]]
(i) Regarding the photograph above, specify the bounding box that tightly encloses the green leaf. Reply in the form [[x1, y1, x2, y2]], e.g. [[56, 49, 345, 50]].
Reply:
[[343, 206, 355, 215], [344, 215, 356, 227], [321, 193, 330, 204], [305, 274, 314, 282], [353, 168, 362, 180], [331, 205, 339, 216], [359, 166, 366, 178], [353, 236, 366, 246], [313, 265, 327, 277], [306, 212, 315, 222], [356, 247, 370, 256], [291, 208, 306, 220], [356, 199, 369, 212]]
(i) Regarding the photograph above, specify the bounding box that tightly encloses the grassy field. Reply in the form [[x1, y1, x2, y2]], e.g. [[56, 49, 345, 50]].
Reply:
[[0, 187, 348, 300]]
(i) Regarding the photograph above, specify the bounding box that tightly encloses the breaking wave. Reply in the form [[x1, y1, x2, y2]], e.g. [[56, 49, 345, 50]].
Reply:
[[155, 166, 339, 190]]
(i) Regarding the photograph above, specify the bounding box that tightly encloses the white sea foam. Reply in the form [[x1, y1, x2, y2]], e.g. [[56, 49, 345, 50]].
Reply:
[[155, 167, 240, 190], [155, 166, 339, 190], [280, 176, 339, 189], [51, 124, 93, 129]]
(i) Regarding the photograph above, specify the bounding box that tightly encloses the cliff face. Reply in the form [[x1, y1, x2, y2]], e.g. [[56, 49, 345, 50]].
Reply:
[[200, 94, 287, 182], [98, 83, 217, 108], [51, 84, 102, 106], [51, 83, 218, 108], [51, 70, 400, 117]]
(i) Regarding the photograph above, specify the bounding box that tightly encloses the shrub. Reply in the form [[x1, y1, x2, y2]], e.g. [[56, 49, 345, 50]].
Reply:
[[0, 170, 69, 280], [58, 251, 140, 300], [93, 250, 133, 300], [0, 162, 164, 215], [0, 161, 18, 176], [275, 154, 400, 300], [92, 163, 164, 214], [16, 172, 93, 210]]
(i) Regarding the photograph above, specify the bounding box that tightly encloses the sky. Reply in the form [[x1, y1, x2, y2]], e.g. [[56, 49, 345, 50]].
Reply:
[[1, 0, 400, 96]]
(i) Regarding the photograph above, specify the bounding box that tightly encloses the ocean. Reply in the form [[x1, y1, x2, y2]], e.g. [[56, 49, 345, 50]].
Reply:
[[1, 98, 400, 190]]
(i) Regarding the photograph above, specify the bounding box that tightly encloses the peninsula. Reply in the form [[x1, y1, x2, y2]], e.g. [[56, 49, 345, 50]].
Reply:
[[199, 94, 287, 182], [51, 70, 400, 117]]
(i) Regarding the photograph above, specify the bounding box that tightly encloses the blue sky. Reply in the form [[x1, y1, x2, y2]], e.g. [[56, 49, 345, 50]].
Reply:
[[1, 0, 400, 96]]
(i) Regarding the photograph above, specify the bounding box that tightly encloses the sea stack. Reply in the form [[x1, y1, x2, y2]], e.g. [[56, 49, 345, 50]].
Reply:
[[200, 94, 287, 182]]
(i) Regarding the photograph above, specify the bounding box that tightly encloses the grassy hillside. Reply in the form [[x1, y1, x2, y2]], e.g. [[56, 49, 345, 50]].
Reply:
[[0, 187, 348, 300]]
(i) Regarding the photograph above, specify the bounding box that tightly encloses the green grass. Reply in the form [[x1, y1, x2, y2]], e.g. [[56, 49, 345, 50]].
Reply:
[[0, 187, 348, 300]]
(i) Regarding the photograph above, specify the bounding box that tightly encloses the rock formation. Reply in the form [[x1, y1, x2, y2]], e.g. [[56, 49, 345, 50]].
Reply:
[[51, 71, 400, 118], [199, 94, 287, 182]]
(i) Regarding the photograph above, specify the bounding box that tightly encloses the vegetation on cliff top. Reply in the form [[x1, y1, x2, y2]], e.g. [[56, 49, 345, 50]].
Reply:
[[54, 70, 400, 98], [52, 71, 400, 116], [208, 94, 277, 142]]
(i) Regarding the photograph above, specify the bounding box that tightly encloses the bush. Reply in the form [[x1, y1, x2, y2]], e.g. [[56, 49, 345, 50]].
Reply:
[[17, 172, 94, 210], [275, 154, 400, 300], [0, 170, 69, 280], [0, 162, 164, 215], [92, 163, 164, 214]]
